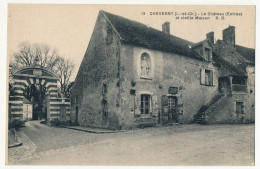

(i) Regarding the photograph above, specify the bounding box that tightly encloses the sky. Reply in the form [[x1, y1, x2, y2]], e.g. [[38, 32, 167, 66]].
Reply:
[[7, 5, 255, 81]]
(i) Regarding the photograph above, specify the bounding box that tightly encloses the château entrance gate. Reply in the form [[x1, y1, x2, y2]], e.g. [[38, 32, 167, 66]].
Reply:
[[9, 64, 70, 125]]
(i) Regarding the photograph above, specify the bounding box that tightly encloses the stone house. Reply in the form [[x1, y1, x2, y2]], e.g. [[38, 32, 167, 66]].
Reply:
[[70, 10, 255, 129], [23, 97, 33, 121]]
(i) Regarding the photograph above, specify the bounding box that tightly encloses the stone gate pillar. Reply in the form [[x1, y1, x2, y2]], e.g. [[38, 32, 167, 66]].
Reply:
[[45, 92, 50, 125]]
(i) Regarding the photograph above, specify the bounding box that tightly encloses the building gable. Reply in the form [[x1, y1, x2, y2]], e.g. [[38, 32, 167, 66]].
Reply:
[[101, 10, 204, 61]]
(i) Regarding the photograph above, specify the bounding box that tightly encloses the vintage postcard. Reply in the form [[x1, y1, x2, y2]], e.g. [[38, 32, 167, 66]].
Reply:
[[6, 4, 255, 166]]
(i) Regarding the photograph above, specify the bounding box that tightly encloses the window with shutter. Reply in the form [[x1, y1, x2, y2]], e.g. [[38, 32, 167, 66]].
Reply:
[[200, 68, 205, 85], [202, 68, 213, 86], [210, 70, 213, 85], [141, 94, 151, 114], [205, 69, 211, 85]]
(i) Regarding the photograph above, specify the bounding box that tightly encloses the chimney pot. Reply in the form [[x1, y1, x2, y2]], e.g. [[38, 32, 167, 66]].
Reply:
[[206, 31, 214, 45], [162, 22, 170, 34], [222, 26, 235, 47]]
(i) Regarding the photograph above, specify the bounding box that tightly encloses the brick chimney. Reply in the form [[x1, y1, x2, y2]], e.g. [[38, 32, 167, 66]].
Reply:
[[162, 22, 170, 34], [222, 26, 235, 47], [206, 31, 214, 45]]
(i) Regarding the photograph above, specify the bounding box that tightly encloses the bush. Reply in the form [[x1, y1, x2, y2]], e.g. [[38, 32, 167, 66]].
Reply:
[[9, 119, 25, 130], [50, 119, 68, 126], [50, 119, 61, 126]]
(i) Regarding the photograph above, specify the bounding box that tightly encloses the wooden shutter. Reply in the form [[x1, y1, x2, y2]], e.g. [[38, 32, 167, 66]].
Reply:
[[200, 68, 205, 85], [135, 94, 141, 115], [150, 95, 153, 114], [210, 70, 213, 86], [152, 95, 158, 115]]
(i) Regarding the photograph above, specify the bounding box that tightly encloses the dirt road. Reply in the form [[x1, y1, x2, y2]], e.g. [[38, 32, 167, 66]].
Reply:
[[9, 121, 254, 166]]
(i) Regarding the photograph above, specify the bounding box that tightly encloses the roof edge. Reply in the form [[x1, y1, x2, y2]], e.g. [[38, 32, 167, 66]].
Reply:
[[100, 10, 124, 41]]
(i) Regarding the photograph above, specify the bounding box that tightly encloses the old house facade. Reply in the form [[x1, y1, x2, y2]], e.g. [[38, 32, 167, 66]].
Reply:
[[70, 10, 255, 129], [23, 97, 33, 121]]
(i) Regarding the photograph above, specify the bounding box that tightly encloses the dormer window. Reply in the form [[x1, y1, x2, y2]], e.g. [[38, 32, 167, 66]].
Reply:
[[192, 40, 213, 62], [205, 48, 211, 61]]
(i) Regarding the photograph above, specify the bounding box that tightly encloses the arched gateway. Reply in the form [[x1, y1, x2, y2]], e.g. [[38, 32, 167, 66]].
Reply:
[[9, 64, 70, 125]]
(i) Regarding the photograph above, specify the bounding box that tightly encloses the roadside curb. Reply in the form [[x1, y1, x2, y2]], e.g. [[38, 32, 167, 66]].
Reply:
[[59, 125, 122, 134], [8, 129, 23, 148], [8, 130, 38, 163], [8, 142, 23, 148]]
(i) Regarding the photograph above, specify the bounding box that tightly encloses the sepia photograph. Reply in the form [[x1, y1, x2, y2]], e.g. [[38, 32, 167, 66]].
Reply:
[[6, 4, 255, 166]]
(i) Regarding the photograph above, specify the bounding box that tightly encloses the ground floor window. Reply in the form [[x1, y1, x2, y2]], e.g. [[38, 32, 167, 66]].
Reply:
[[141, 94, 151, 114]]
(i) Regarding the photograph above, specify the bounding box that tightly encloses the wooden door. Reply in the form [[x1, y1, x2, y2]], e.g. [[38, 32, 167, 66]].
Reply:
[[168, 96, 177, 123], [161, 96, 178, 125]]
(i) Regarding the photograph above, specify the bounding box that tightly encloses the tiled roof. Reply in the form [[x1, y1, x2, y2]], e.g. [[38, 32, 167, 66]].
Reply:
[[235, 45, 255, 64], [213, 52, 245, 76], [214, 40, 255, 76], [192, 39, 213, 49], [101, 10, 204, 61]]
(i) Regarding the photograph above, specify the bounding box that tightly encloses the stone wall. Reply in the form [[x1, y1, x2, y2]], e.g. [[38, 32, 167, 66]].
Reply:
[[205, 93, 254, 124], [70, 12, 121, 129], [71, 14, 254, 129], [118, 43, 219, 128]]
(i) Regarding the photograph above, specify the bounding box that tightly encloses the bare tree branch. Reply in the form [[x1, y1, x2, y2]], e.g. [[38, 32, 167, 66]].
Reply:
[[10, 41, 75, 97]]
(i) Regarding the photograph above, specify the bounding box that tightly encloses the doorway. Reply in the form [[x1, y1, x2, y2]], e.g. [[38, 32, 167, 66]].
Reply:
[[168, 96, 178, 123], [161, 96, 178, 125], [24, 84, 47, 121]]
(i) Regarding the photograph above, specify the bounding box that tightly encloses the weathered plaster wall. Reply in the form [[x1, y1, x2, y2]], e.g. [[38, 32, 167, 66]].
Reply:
[[70, 13, 121, 129], [119, 43, 219, 128], [205, 93, 254, 124], [247, 66, 255, 121], [162, 52, 219, 123]]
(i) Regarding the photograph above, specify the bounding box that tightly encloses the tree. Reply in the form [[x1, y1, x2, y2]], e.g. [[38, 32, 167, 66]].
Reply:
[[9, 41, 75, 96], [9, 41, 60, 72], [64, 81, 74, 98], [24, 84, 47, 119]]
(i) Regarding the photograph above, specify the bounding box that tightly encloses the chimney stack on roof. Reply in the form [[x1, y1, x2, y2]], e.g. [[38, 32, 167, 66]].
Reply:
[[206, 31, 214, 45], [223, 25, 236, 48], [162, 22, 170, 34]]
